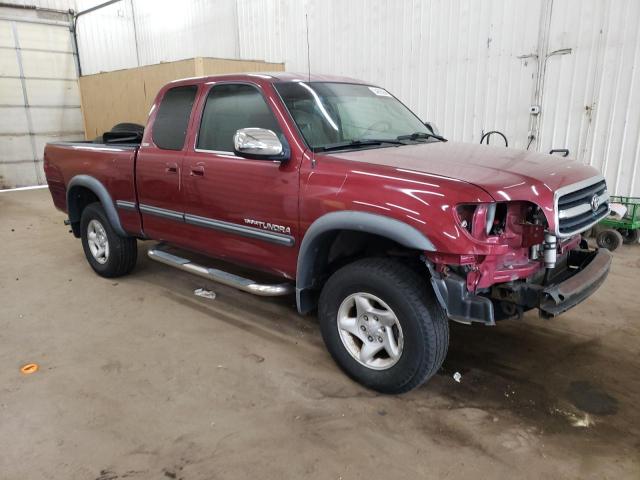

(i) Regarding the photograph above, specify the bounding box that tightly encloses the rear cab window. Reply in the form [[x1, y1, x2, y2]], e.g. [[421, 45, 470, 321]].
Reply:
[[196, 83, 282, 153], [152, 85, 198, 150]]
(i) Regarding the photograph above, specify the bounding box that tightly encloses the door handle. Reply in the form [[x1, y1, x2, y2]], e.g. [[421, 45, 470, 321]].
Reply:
[[190, 166, 205, 176], [165, 162, 178, 174]]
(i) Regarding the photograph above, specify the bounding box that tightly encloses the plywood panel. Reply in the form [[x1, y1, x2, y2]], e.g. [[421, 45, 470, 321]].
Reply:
[[135, 57, 201, 113], [200, 57, 285, 75], [78, 57, 284, 139], [78, 57, 202, 139]]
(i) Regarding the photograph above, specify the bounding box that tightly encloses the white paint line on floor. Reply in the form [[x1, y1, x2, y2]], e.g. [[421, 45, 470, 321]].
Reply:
[[0, 185, 47, 193]]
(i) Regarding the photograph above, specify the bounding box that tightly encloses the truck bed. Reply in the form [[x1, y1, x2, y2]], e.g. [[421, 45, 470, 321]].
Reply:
[[44, 141, 139, 217]]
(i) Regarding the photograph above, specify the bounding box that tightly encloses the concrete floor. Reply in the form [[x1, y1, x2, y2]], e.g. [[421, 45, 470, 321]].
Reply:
[[1, 188, 639, 480]]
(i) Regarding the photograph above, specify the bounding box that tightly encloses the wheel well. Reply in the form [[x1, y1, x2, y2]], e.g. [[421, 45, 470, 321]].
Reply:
[[67, 186, 99, 237], [327, 230, 424, 273], [297, 230, 427, 313]]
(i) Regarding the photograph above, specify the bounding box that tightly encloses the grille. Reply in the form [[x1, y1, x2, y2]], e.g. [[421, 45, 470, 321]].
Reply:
[[556, 178, 609, 236]]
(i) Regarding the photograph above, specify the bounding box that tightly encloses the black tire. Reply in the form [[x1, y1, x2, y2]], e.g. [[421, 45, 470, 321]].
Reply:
[[318, 258, 449, 394], [111, 122, 144, 134], [618, 228, 639, 244], [596, 229, 623, 251], [80, 202, 137, 277]]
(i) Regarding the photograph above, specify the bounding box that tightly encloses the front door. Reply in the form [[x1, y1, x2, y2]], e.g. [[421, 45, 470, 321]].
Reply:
[[181, 82, 301, 278]]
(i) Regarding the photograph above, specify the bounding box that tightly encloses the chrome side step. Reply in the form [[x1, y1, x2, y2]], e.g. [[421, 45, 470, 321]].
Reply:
[[147, 247, 294, 297]]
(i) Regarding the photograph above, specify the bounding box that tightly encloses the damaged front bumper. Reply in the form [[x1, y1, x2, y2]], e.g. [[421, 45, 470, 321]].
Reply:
[[429, 248, 612, 325], [537, 248, 612, 317]]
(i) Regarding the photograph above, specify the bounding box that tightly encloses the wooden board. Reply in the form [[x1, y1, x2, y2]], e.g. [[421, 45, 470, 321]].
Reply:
[[78, 57, 284, 139]]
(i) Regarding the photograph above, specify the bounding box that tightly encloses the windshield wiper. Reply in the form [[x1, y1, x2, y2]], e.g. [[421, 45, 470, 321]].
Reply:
[[397, 132, 447, 142], [316, 138, 405, 152]]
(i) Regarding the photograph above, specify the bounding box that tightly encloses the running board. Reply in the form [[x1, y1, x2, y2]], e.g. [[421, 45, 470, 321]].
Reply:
[[147, 247, 294, 297]]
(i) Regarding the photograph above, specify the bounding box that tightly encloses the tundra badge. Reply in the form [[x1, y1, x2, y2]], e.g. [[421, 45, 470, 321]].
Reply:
[[244, 218, 291, 235]]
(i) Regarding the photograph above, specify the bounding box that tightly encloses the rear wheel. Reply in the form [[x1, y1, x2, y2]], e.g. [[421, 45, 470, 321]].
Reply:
[[596, 228, 624, 251], [80, 202, 137, 277], [618, 228, 639, 244], [318, 258, 449, 394]]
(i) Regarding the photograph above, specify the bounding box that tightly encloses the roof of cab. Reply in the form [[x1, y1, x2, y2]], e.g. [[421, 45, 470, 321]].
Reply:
[[167, 72, 371, 86]]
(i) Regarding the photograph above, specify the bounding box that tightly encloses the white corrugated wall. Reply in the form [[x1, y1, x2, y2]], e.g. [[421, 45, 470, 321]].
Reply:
[[0, 2, 83, 188], [2, 0, 76, 10], [16, 0, 640, 195]]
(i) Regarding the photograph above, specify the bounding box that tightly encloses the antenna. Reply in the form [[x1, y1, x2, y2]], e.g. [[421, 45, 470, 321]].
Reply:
[[305, 13, 316, 168], [305, 13, 311, 82]]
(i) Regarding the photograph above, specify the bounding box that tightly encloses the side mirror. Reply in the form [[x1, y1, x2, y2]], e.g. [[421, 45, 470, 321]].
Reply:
[[424, 122, 441, 136], [233, 128, 289, 161]]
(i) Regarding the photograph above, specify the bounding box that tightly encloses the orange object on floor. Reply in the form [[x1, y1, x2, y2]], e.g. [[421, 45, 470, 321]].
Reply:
[[20, 363, 39, 374]]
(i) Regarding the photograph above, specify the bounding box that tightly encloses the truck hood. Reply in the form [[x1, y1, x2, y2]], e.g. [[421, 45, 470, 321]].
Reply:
[[327, 141, 601, 203]]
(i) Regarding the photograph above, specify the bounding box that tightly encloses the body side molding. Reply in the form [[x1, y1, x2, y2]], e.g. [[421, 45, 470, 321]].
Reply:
[[136, 203, 295, 247], [115, 200, 138, 211], [139, 203, 185, 221], [295, 210, 435, 313], [66, 175, 128, 237], [185, 213, 295, 247]]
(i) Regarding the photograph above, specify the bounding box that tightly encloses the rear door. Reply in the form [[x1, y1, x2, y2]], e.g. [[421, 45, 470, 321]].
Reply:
[[180, 82, 300, 278], [136, 84, 198, 243]]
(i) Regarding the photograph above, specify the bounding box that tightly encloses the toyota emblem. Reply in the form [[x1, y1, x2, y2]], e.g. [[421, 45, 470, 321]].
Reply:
[[590, 194, 600, 212]]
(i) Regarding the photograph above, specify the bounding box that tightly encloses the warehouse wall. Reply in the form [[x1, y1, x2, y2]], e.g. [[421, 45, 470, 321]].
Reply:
[[242, 0, 640, 197], [2, 0, 75, 10], [75, 0, 240, 73], [0, 3, 83, 188], [6, 0, 639, 195]]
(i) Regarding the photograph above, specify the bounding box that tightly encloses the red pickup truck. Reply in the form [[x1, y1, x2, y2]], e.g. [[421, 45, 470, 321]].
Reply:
[[44, 73, 612, 393]]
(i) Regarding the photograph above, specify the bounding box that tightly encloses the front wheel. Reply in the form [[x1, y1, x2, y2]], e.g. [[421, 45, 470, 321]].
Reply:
[[318, 258, 449, 394], [80, 202, 137, 277]]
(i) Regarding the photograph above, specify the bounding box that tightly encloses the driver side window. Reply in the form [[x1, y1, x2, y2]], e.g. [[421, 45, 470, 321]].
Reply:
[[197, 83, 281, 153]]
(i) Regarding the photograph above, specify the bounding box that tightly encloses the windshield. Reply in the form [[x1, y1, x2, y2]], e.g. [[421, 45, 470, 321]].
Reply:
[[274, 82, 432, 151]]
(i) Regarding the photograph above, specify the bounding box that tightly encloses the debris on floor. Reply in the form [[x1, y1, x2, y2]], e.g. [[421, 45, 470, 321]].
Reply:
[[194, 288, 216, 299], [571, 413, 596, 428], [20, 363, 39, 375], [453, 371, 462, 383], [245, 353, 265, 363], [550, 406, 596, 428]]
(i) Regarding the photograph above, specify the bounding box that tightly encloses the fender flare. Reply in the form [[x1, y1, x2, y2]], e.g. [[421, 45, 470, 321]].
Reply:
[[66, 175, 128, 237], [295, 210, 435, 313]]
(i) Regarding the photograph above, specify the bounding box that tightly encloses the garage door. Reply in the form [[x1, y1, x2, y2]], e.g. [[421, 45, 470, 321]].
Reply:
[[0, 9, 84, 189]]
